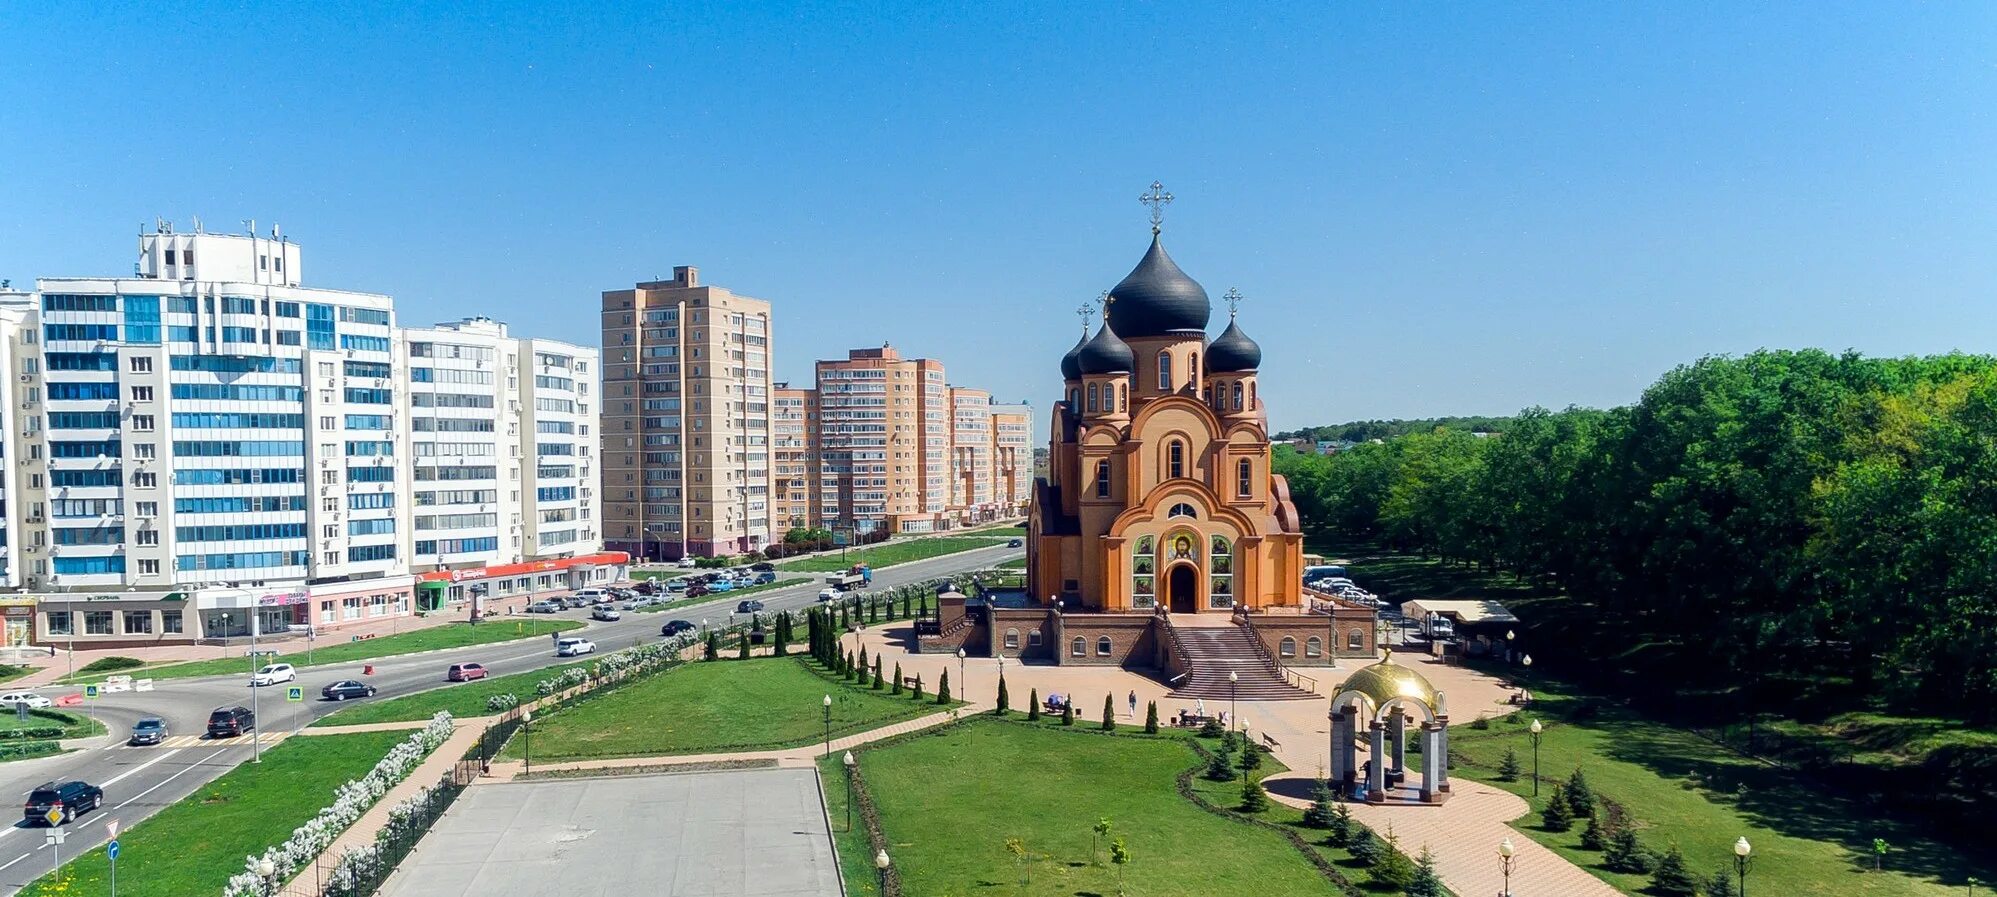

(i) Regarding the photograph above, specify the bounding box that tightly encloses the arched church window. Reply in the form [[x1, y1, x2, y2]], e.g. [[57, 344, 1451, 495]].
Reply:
[[1070, 636, 1086, 657], [1168, 502, 1197, 519], [1203, 384, 1213, 406], [1249, 382, 1256, 409], [1068, 388, 1079, 409], [1119, 383, 1127, 412], [1306, 636, 1323, 658], [1348, 629, 1366, 650], [1094, 461, 1111, 498], [1096, 636, 1113, 656], [1087, 383, 1099, 412], [1280, 637, 1297, 658], [1004, 629, 1020, 650], [1157, 350, 1172, 390], [1232, 382, 1243, 411], [1167, 440, 1185, 479], [1237, 459, 1253, 498], [1189, 353, 1198, 387]]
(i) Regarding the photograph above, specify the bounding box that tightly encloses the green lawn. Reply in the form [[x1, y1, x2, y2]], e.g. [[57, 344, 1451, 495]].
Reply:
[[0, 664, 30, 686], [311, 660, 594, 727], [996, 556, 1027, 569], [964, 524, 1026, 536], [19, 729, 410, 897], [1449, 690, 1990, 896], [74, 619, 581, 683], [821, 717, 1372, 897], [497, 657, 941, 761], [634, 578, 812, 613], [778, 537, 1003, 572], [0, 709, 104, 740]]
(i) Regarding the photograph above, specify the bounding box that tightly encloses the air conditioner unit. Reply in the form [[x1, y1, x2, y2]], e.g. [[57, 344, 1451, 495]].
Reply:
[[17, 375, 30, 382]]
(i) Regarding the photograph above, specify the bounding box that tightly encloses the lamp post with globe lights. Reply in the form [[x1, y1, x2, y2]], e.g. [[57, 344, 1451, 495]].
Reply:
[[522, 709, 533, 775], [823, 694, 833, 758], [841, 751, 856, 831], [1228, 670, 1239, 737], [1506, 628, 1516, 663], [957, 647, 967, 702], [1734, 836, 1752, 896], [875, 849, 892, 894], [1529, 719, 1544, 796], [257, 858, 277, 897], [1498, 837, 1516, 897]]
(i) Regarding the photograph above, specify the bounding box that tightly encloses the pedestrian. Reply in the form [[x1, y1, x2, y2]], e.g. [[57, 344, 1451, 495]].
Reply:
[[1195, 697, 1207, 719], [1128, 690, 1138, 718]]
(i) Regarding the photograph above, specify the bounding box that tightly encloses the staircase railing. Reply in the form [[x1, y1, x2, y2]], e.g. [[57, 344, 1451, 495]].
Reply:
[[1233, 613, 1316, 692], [1158, 612, 1196, 688]]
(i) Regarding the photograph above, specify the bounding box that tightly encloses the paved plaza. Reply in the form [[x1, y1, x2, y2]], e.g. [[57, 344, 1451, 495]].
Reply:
[[378, 768, 843, 897]]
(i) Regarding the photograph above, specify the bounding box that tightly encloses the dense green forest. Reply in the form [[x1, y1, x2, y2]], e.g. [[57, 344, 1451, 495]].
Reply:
[[1275, 349, 1997, 722], [1276, 415, 1511, 443]]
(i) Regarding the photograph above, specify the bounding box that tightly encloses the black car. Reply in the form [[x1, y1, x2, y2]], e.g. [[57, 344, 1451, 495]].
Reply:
[[322, 680, 378, 701], [633, 580, 661, 595], [128, 717, 168, 746], [750, 562, 776, 572], [25, 781, 102, 825], [661, 619, 697, 637], [206, 705, 255, 738], [735, 599, 765, 614], [932, 578, 957, 593], [1008, 538, 1024, 548]]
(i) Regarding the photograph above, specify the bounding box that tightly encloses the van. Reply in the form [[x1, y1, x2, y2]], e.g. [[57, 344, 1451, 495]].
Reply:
[[1302, 565, 1347, 582], [574, 588, 610, 602]]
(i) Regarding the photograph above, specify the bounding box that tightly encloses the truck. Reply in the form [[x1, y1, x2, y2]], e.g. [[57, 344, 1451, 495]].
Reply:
[[826, 572, 865, 591]]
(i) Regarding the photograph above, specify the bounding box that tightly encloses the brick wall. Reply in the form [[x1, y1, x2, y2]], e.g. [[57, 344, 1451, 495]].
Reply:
[[1053, 614, 1158, 667], [1244, 615, 1337, 666], [989, 607, 1058, 661]]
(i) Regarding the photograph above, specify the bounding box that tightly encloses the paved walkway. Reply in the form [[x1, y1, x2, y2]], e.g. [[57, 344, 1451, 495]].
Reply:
[[485, 707, 965, 780]]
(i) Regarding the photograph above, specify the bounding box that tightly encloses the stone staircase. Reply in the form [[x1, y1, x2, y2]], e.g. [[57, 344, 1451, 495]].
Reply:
[[1167, 624, 1317, 701]]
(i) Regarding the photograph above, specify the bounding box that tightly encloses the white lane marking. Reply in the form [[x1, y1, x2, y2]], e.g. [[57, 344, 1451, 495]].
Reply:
[[98, 748, 183, 789], [0, 852, 30, 871], [112, 746, 230, 811]]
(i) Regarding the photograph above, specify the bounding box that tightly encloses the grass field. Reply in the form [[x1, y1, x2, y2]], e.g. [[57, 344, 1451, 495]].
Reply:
[[634, 578, 812, 613], [821, 717, 1378, 897], [1, 709, 105, 740], [1450, 685, 1987, 895], [0, 664, 29, 686], [74, 619, 581, 684], [19, 729, 410, 897], [497, 656, 940, 761], [996, 556, 1027, 569], [310, 659, 595, 727], [777, 537, 1003, 573]]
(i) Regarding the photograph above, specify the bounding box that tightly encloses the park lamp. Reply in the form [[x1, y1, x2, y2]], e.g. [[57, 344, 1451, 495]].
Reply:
[[523, 709, 533, 724], [1522, 654, 1533, 668], [257, 858, 277, 880], [1506, 629, 1515, 642], [957, 647, 966, 660], [824, 694, 833, 709], [843, 750, 855, 769], [1229, 670, 1238, 684], [1735, 837, 1751, 859], [1530, 719, 1542, 735], [1499, 837, 1515, 859], [875, 849, 892, 871]]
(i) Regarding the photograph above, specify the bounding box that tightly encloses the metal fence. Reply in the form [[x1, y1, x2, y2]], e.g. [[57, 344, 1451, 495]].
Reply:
[[314, 773, 466, 897]]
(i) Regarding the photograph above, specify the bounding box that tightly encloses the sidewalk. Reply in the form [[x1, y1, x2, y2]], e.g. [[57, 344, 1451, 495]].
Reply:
[[482, 707, 968, 781]]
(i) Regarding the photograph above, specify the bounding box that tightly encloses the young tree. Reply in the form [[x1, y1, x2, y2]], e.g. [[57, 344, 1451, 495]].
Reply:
[[1061, 700, 1075, 727], [1407, 846, 1444, 897], [1704, 869, 1737, 897], [1144, 701, 1159, 734], [704, 630, 720, 661], [891, 662, 904, 695], [1542, 783, 1575, 832], [858, 646, 869, 678], [1027, 687, 1040, 721], [871, 656, 884, 690], [1004, 837, 1030, 891], [1347, 826, 1381, 866], [1873, 838, 1890, 872], [738, 631, 751, 659], [936, 670, 952, 704], [773, 613, 788, 656], [996, 676, 1010, 714], [1328, 800, 1355, 846], [1367, 828, 1416, 890], [1580, 812, 1608, 851], [911, 674, 924, 702], [1205, 746, 1235, 782], [1649, 844, 1698, 896], [1603, 827, 1652, 874], [1090, 817, 1112, 865], [1565, 767, 1597, 819], [1239, 775, 1269, 813], [1109, 837, 1131, 897], [1498, 747, 1523, 782], [1240, 740, 1263, 772], [1302, 781, 1336, 828], [1101, 695, 1116, 731]]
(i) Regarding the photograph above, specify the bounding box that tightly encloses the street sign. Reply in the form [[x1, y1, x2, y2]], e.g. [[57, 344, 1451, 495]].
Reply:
[[14, 701, 26, 722], [84, 684, 98, 699], [107, 839, 120, 860], [44, 829, 64, 846], [43, 808, 63, 826], [286, 686, 303, 703]]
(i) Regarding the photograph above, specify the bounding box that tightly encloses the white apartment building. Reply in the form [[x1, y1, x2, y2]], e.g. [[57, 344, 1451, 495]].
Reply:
[[1, 224, 620, 649]]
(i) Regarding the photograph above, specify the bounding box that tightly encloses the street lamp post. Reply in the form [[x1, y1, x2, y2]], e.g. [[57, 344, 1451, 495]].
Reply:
[[956, 648, 967, 703], [1240, 718, 1253, 781], [257, 857, 277, 897], [823, 694, 833, 758], [250, 606, 263, 763], [875, 849, 891, 894], [1498, 837, 1516, 897], [1506, 628, 1516, 663], [522, 710, 533, 775], [842, 751, 856, 831], [1228, 670, 1239, 741], [1529, 719, 1543, 796], [1734, 836, 1752, 897]]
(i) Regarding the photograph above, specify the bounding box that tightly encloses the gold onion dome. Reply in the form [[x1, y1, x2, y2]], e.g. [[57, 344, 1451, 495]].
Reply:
[[1335, 650, 1440, 713]]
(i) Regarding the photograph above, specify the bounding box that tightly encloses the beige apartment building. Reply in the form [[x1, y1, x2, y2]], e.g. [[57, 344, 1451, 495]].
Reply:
[[813, 345, 950, 536], [600, 266, 774, 559], [949, 387, 994, 523], [990, 401, 1033, 517], [772, 383, 818, 530]]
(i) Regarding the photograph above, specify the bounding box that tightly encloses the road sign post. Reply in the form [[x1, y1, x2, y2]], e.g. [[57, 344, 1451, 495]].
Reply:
[[43, 817, 64, 875], [286, 686, 303, 703], [108, 819, 121, 897], [84, 684, 98, 699]]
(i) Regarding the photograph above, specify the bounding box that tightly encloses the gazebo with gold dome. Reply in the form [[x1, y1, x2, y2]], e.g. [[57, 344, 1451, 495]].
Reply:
[[1329, 650, 1452, 804]]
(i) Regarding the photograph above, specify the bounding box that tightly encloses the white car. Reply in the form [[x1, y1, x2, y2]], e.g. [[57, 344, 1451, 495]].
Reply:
[[592, 607, 623, 622], [0, 691, 52, 709], [818, 587, 840, 603], [675, 557, 698, 569], [556, 637, 597, 657], [250, 663, 297, 687]]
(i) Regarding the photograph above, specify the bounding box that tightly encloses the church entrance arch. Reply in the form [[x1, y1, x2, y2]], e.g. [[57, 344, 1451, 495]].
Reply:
[[1166, 564, 1199, 614]]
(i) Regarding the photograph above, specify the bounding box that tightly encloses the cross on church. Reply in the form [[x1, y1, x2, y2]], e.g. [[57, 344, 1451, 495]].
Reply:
[[1140, 181, 1173, 234], [1095, 290, 1115, 323], [1076, 301, 1095, 335], [1223, 287, 1245, 319]]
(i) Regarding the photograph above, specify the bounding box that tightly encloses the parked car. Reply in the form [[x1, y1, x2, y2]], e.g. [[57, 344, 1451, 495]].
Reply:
[[591, 607, 623, 622], [753, 571, 777, 584], [1008, 538, 1023, 548], [574, 587, 609, 601], [685, 584, 711, 599], [128, 717, 168, 746], [563, 595, 594, 609], [249, 663, 297, 687], [322, 680, 378, 701], [661, 620, 697, 637], [526, 600, 563, 614], [750, 562, 776, 572], [447, 662, 488, 682], [735, 599, 765, 614], [24, 781, 102, 825], [709, 579, 737, 593], [632, 579, 661, 595], [206, 706, 255, 738], [556, 637, 597, 657], [675, 557, 698, 568], [608, 586, 637, 599], [0, 691, 53, 710]]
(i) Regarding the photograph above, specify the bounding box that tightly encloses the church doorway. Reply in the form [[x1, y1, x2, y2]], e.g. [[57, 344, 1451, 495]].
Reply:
[[1166, 564, 1198, 614]]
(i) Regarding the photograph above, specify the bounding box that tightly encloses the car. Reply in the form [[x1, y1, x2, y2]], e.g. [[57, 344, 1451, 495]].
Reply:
[[128, 717, 168, 746], [708, 579, 737, 593], [752, 571, 777, 584], [24, 781, 102, 826], [661, 620, 697, 637], [735, 599, 765, 614], [750, 562, 775, 572], [1008, 538, 1024, 548], [563, 595, 594, 609], [525, 600, 563, 614], [608, 586, 636, 599], [206, 706, 255, 738], [632, 580, 662, 595], [322, 680, 378, 701], [591, 607, 623, 622], [447, 662, 488, 682], [685, 584, 711, 599], [676, 557, 698, 568], [574, 587, 609, 600], [556, 637, 597, 657], [249, 663, 297, 687], [0, 691, 53, 710], [818, 587, 840, 603]]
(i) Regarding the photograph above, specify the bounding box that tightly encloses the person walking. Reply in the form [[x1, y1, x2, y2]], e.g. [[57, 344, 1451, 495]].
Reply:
[[1127, 690, 1138, 719]]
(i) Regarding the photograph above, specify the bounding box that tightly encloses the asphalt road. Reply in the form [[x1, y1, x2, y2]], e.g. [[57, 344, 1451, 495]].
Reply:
[[0, 542, 1021, 895]]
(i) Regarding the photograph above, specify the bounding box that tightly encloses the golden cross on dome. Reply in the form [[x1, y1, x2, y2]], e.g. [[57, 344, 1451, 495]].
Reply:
[[1076, 301, 1095, 336], [1223, 287, 1245, 319], [1140, 180, 1173, 234], [1095, 290, 1115, 323]]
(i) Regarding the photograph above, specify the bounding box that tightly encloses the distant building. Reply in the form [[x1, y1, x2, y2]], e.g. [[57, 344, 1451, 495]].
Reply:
[[771, 383, 818, 530]]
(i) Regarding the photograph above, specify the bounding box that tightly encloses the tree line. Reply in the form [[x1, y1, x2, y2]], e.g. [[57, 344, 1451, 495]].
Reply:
[[1276, 415, 1511, 444], [1275, 349, 1997, 720]]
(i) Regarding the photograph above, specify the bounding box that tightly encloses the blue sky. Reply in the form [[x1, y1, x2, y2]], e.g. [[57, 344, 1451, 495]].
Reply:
[[4, 3, 1995, 432]]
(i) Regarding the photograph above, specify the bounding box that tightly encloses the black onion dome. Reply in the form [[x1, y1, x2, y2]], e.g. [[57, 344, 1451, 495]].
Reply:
[[1076, 321, 1134, 374], [1108, 235, 1210, 338], [1060, 334, 1086, 381], [1205, 319, 1262, 372]]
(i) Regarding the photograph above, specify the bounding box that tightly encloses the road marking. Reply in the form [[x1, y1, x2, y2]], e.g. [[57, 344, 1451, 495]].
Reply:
[[98, 748, 182, 789], [112, 746, 230, 811], [0, 852, 29, 872]]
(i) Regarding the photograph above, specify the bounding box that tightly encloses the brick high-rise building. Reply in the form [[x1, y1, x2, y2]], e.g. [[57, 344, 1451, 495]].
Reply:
[[600, 266, 774, 559], [813, 345, 949, 536], [948, 387, 994, 524], [989, 401, 1033, 516], [771, 383, 817, 531]]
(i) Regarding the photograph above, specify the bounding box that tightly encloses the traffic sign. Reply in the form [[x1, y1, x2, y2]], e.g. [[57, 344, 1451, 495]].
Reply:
[[107, 839, 120, 860], [43, 808, 63, 826], [286, 686, 304, 703], [84, 684, 99, 699]]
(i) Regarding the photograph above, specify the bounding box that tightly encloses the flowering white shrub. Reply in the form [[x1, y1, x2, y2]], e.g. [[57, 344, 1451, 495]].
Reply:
[[484, 693, 519, 713], [219, 712, 454, 897]]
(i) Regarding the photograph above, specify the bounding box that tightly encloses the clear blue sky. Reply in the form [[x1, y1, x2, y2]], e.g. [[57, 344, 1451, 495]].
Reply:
[[4, 3, 1995, 433]]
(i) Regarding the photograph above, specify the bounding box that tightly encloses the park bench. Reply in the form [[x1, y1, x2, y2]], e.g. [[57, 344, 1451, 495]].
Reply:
[[902, 676, 922, 688]]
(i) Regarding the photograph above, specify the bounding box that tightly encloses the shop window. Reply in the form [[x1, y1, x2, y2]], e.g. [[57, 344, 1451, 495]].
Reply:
[[85, 611, 114, 635], [123, 611, 153, 634], [162, 611, 183, 634], [47, 612, 72, 636]]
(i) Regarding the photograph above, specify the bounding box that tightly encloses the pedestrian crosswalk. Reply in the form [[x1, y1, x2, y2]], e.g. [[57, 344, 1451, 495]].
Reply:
[[110, 731, 292, 751]]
